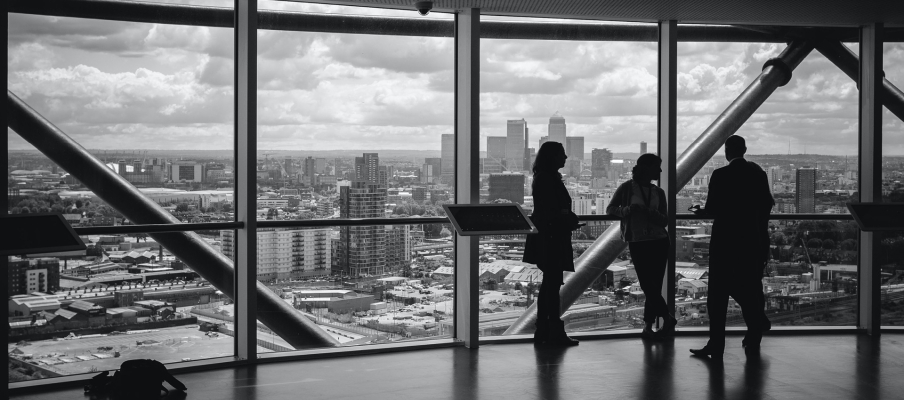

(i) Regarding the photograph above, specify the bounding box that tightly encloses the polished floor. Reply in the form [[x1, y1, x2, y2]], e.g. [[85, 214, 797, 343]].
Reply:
[[11, 334, 904, 400]]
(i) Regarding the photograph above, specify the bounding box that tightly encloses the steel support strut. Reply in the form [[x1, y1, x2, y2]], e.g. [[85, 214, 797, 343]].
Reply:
[[7, 91, 339, 349], [814, 41, 904, 122], [503, 40, 814, 335]]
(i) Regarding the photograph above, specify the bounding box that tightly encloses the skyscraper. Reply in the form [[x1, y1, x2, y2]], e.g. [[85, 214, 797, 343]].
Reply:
[[284, 157, 293, 178], [640, 141, 647, 155], [338, 180, 387, 276], [441, 134, 454, 183], [548, 113, 566, 144], [566, 137, 585, 161], [506, 119, 527, 172], [591, 148, 613, 179], [796, 167, 817, 213], [424, 157, 442, 181], [304, 156, 316, 186], [487, 136, 507, 171], [488, 173, 526, 204]]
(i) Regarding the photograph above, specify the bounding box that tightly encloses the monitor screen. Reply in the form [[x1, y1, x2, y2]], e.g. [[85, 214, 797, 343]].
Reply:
[[1, 213, 86, 256], [847, 203, 904, 231], [443, 204, 536, 235]]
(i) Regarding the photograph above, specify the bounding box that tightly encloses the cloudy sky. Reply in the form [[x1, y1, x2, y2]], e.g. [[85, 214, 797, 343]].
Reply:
[[7, 0, 904, 155]]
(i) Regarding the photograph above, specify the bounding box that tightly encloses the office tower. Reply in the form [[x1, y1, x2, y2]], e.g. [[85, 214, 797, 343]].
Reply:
[[441, 134, 454, 183], [591, 148, 613, 179], [548, 113, 566, 146], [7, 257, 60, 296], [221, 228, 331, 280], [488, 173, 525, 204], [423, 157, 442, 182], [566, 137, 585, 161], [640, 141, 648, 155], [355, 153, 380, 184], [486, 136, 507, 172], [572, 195, 593, 215], [506, 119, 527, 172], [421, 164, 434, 183], [315, 158, 327, 174], [304, 157, 316, 186], [284, 157, 293, 178], [796, 167, 817, 213], [539, 136, 548, 149], [338, 180, 387, 276], [767, 166, 781, 195]]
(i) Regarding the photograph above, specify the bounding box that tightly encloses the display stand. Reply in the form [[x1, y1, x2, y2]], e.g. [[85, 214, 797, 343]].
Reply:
[[847, 203, 904, 231], [1, 213, 87, 256], [442, 203, 537, 236]]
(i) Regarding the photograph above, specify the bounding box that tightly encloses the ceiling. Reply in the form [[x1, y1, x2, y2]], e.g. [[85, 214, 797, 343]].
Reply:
[[285, 0, 904, 27]]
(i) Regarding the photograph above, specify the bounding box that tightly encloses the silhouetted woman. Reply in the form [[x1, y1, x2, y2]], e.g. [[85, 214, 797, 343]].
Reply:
[[523, 141, 581, 347], [606, 153, 676, 339]]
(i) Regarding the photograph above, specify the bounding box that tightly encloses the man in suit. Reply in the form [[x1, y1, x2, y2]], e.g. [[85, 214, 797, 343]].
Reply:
[[690, 135, 775, 360]]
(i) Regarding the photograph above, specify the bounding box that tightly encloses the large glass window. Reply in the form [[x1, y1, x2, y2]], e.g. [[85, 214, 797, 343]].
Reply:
[[674, 34, 860, 327], [7, 3, 236, 383], [881, 42, 904, 327], [477, 16, 657, 337], [252, 1, 454, 351]]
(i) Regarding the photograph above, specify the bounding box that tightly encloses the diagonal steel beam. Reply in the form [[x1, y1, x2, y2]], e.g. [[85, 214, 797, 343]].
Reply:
[[7, 90, 339, 349], [504, 40, 814, 335], [814, 41, 904, 122]]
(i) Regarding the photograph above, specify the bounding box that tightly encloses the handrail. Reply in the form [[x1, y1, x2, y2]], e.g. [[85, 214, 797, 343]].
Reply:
[[11, 0, 903, 42], [74, 222, 243, 235], [257, 217, 449, 228]]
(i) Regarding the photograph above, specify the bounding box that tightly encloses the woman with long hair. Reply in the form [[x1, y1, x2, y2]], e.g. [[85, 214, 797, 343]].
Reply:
[[606, 153, 677, 339], [522, 141, 581, 346]]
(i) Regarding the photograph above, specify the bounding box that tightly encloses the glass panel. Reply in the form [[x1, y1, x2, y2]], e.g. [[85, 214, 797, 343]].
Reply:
[[255, 1, 454, 222], [8, 230, 233, 383], [881, 42, 904, 327], [668, 218, 860, 329], [7, 13, 235, 226], [676, 38, 859, 217], [479, 16, 658, 217], [243, 223, 453, 353]]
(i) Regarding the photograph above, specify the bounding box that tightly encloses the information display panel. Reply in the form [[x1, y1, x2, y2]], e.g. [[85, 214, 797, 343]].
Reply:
[[847, 203, 904, 231], [442, 204, 537, 236], [0, 213, 87, 256]]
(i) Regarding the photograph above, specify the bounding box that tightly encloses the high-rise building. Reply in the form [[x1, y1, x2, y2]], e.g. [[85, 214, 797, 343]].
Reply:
[[767, 166, 781, 195], [566, 137, 585, 161], [506, 119, 527, 172], [548, 113, 566, 144], [385, 224, 411, 273], [304, 156, 317, 186], [539, 136, 548, 149], [488, 173, 525, 204], [355, 153, 380, 184], [421, 164, 434, 183], [221, 228, 331, 280], [796, 167, 817, 213], [315, 158, 327, 174], [591, 148, 613, 179], [640, 141, 648, 155], [441, 134, 454, 183], [284, 157, 293, 178], [378, 166, 389, 188], [8, 257, 61, 296], [486, 136, 507, 171], [596, 192, 614, 213], [572, 196, 593, 215]]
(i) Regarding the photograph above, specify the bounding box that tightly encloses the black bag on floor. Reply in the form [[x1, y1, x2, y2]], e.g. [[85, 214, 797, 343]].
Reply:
[[85, 359, 186, 398]]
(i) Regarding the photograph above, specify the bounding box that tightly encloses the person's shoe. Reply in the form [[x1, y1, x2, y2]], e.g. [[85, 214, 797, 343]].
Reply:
[[533, 320, 549, 347], [689, 345, 724, 360], [742, 331, 763, 348], [641, 326, 657, 340], [653, 316, 678, 339], [547, 320, 579, 347]]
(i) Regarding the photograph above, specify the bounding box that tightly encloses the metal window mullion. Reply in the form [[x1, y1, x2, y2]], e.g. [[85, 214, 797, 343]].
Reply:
[[658, 20, 678, 317], [235, 0, 258, 360], [858, 23, 882, 335], [454, 8, 480, 348]]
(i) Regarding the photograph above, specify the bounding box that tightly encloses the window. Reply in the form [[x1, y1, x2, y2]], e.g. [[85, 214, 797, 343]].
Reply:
[[881, 41, 904, 327]]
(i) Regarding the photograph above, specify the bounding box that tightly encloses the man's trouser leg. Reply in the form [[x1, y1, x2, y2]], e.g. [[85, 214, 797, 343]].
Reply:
[[706, 274, 729, 351]]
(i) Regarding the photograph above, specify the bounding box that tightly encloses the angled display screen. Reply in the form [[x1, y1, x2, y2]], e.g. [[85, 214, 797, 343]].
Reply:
[[1, 213, 86, 256], [442, 204, 537, 236], [847, 203, 904, 231]]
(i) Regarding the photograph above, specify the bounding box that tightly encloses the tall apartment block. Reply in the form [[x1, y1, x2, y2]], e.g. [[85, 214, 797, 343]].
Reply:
[[338, 180, 387, 276], [220, 228, 332, 281], [796, 167, 817, 213], [8, 257, 61, 296]]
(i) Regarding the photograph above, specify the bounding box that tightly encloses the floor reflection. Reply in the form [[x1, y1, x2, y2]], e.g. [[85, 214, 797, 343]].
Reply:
[[534, 347, 567, 400], [639, 339, 676, 400]]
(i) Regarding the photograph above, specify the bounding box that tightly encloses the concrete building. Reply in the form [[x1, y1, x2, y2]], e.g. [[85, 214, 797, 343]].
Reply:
[[488, 173, 526, 204], [506, 119, 528, 172], [592, 148, 613, 179], [796, 167, 817, 213], [338, 177, 388, 276], [171, 162, 204, 182], [572, 195, 593, 215], [566, 137, 585, 161], [8, 258, 60, 296], [220, 228, 332, 280]]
